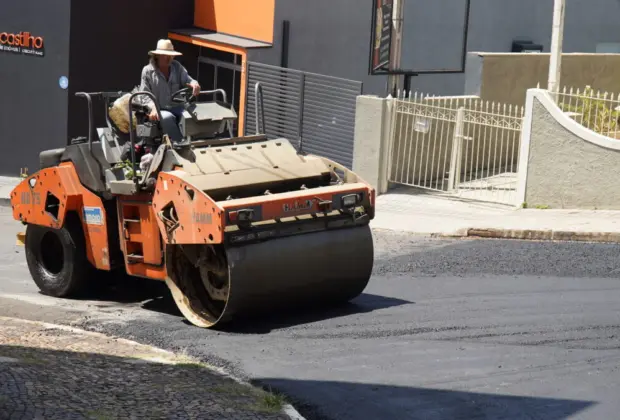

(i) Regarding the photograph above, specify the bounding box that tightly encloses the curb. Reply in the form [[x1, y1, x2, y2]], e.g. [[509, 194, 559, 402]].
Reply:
[[0, 316, 307, 420], [434, 228, 620, 244], [0, 316, 176, 356]]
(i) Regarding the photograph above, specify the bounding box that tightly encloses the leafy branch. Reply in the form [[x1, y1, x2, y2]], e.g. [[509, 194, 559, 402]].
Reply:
[[558, 85, 620, 136]]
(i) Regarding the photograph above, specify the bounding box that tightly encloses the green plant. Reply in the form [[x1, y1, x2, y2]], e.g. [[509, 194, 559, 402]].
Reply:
[[559, 86, 620, 136], [113, 160, 137, 180], [255, 387, 286, 413]]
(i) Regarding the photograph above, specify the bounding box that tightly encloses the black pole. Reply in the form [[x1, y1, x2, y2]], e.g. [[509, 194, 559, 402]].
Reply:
[[404, 74, 412, 95], [460, 0, 471, 72], [281, 20, 290, 68]]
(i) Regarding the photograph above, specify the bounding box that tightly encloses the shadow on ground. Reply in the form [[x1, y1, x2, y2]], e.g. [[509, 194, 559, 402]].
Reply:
[[253, 377, 596, 420], [69, 271, 181, 316], [0, 344, 287, 420], [222, 293, 412, 334], [68, 269, 411, 333]]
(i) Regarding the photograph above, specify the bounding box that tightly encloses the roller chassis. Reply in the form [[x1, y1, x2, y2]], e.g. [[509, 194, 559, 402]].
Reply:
[[11, 84, 376, 328]]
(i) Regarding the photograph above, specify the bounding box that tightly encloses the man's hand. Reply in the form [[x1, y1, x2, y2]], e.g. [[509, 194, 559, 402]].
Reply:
[[189, 81, 201, 97], [148, 109, 159, 121]]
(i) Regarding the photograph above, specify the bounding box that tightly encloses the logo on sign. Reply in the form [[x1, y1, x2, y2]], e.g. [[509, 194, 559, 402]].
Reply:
[[283, 199, 313, 212], [0, 31, 45, 57], [83, 207, 104, 225]]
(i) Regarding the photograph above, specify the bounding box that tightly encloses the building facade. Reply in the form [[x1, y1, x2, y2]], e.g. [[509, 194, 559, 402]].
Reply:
[[3, 0, 620, 175]]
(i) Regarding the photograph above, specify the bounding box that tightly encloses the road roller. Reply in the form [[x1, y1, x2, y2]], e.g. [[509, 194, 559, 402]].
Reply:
[[10, 85, 376, 328]]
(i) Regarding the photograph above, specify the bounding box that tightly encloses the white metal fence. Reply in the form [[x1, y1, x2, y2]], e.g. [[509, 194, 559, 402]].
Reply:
[[388, 92, 525, 205], [554, 86, 620, 139]]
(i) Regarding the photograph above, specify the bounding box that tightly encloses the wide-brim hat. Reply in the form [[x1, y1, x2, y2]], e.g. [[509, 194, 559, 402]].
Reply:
[[149, 39, 182, 56]]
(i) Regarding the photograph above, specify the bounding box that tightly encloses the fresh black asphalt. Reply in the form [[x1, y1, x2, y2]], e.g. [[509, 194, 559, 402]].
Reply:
[[1, 208, 620, 420]]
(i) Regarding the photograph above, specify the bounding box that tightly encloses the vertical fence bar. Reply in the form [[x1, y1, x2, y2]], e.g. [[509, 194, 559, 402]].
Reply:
[[498, 103, 507, 185], [436, 97, 449, 190], [407, 93, 419, 185], [461, 101, 470, 185], [448, 107, 465, 191], [403, 94, 413, 184], [297, 73, 306, 152]]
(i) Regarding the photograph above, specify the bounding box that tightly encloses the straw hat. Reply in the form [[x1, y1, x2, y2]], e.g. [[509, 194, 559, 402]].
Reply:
[[149, 39, 182, 56]]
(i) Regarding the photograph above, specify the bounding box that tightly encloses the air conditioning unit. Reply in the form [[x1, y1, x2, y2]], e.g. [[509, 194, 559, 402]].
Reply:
[[512, 39, 543, 53]]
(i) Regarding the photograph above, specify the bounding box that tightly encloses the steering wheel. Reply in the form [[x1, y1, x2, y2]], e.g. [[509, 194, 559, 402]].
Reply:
[[171, 87, 196, 105]]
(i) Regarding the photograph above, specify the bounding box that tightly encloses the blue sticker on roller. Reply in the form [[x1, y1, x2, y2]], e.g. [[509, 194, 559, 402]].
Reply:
[[59, 76, 68, 90], [83, 207, 103, 225]]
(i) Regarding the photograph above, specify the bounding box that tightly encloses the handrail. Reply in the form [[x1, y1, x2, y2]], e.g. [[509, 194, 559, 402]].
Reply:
[[74, 92, 94, 152], [254, 82, 266, 135], [197, 88, 228, 104]]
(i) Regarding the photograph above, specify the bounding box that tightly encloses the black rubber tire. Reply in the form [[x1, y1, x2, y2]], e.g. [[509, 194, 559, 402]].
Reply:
[[24, 215, 92, 298]]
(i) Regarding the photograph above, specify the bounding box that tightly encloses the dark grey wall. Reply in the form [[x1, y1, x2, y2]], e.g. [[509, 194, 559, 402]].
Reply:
[[0, 0, 71, 176], [68, 0, 194, 140], [250, 0, 620, 97], [248, 0, 388, 96]]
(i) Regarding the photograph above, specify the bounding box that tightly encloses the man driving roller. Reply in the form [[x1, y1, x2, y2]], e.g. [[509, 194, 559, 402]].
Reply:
[[139, 39, 201, 142]]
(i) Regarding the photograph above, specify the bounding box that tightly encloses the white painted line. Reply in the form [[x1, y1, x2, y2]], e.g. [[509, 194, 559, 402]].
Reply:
[[0, 293, 58, 307]]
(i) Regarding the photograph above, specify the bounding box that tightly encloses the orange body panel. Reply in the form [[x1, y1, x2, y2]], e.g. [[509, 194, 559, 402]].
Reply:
[[151, 172, 226, 245], [117, 195, 167, 281], [220, 183, 374, 221], [10, 163, 111, 270], [194, 0, 275, 44]]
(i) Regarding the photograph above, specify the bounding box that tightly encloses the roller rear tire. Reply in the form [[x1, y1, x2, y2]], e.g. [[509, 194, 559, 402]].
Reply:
[[25, 216, 92, 298]]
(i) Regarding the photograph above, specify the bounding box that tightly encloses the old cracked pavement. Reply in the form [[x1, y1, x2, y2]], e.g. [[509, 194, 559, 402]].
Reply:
[[0, 317, 291, 420]]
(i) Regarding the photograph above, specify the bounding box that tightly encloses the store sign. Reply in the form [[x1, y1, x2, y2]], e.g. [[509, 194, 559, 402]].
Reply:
[[0, 31, 45, 57], [369, 0, 393, 74]]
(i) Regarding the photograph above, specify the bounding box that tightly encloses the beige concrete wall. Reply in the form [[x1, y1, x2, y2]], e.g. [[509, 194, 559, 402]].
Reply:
[[352, 96, 391, 193], [524, 90, 620, 209], [465, 53, 620, 107]]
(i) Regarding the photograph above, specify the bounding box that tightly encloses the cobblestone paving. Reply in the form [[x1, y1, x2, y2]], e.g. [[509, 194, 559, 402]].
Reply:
[[0, 318, 290, 420]]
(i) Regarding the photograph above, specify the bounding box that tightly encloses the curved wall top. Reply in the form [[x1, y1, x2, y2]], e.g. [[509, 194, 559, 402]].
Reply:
[[529, 88, 620, 150]]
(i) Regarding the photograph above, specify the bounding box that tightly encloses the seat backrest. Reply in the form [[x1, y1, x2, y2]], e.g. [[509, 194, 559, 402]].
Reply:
[[98, 128, 123, 164]]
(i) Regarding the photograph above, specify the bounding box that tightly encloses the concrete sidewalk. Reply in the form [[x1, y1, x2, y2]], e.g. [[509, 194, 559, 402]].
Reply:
[[0, 176, 19, 207], [371, 187, 620, 243], [0, 316, 299, 420]]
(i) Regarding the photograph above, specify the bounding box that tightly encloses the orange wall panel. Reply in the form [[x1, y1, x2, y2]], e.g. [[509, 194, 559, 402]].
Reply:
[[194, 0, 275, 44]]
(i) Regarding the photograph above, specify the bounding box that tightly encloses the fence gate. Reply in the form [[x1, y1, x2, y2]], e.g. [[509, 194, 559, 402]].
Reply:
[[388, 94, 524, 206], [244, 62, 363, 169]]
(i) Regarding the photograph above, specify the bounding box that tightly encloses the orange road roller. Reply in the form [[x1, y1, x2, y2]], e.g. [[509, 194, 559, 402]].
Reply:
[[10, 86, 375, 328]]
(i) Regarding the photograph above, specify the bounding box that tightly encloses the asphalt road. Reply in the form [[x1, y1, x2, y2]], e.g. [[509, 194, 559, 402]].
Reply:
[[2, 205, 620, 419]]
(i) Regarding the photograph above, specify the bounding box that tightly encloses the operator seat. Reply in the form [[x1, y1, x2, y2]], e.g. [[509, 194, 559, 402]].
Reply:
[[101, 101, 133, 165]]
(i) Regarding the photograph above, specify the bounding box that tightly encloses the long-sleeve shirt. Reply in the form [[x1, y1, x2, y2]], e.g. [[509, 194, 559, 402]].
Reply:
[[138, 60, 197, 112]]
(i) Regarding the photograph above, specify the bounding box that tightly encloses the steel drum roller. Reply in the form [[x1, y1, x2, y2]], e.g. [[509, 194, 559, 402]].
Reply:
[[167, 224, 374, 328]]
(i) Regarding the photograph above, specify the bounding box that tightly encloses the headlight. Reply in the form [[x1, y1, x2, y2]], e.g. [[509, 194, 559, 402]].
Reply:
[[341, 193, 361, 208]]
